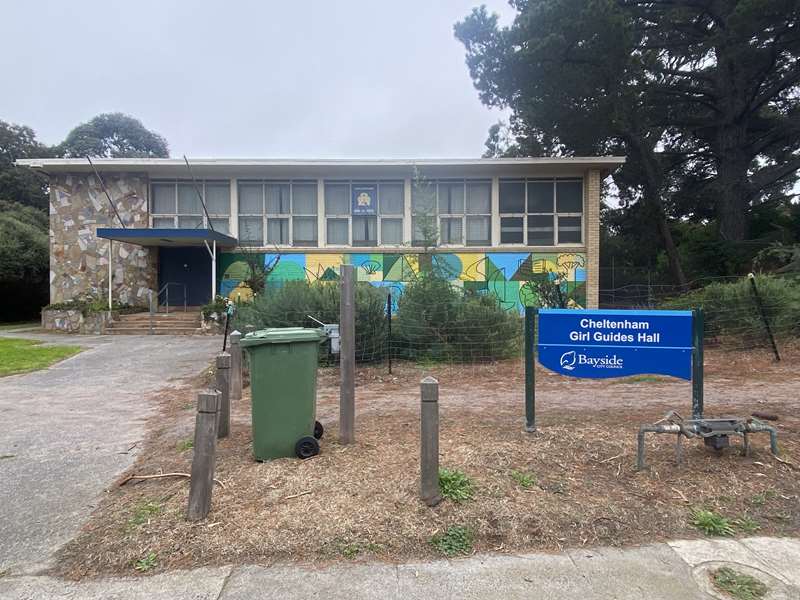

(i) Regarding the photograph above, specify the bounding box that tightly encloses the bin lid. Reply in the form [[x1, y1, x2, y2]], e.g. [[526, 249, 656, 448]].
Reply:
[[240, 327, 325, 347]]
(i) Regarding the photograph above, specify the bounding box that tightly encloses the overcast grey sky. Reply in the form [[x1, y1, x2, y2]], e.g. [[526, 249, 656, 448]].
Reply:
[[1, 1, 514, 159]]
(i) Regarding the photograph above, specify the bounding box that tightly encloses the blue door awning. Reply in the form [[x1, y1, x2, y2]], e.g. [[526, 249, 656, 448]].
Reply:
[[96, 228, 238, 247]]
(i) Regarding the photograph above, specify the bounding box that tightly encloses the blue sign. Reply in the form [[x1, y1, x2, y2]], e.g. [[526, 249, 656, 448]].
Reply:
[[352, 184, 377, 215], [537, 309, 693, 380]]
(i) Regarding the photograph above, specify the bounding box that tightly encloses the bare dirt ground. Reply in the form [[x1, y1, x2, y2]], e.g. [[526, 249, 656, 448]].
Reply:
[[53, 345, 800, 578]]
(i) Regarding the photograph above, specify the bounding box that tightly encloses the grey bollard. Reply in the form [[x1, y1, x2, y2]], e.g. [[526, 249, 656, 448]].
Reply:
[[420, 376, 442, 507], [187, 390, 220, 521], [229, 330, 242, 402], [216, 353, 231, 439], [339, 264, 355, 444]]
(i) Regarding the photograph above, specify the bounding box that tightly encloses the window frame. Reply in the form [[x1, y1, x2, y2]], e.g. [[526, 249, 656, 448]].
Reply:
[[150, 180, 231, 234], [498, 177, 584, 247], [411, 178, 492, 247], [322, 179, 405, 247], [236, 180, 320, 247]]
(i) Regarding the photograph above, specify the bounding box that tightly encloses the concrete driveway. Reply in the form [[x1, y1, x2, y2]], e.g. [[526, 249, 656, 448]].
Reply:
[[0, 333, 220, 574]]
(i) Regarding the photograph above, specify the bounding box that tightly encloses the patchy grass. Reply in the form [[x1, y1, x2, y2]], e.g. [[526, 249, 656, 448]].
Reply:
[[439, 468, 474, 503], [750, 490, 777, 507], [0, 338, 81, 377], [0, 321, 38, 331], [430, 526, 474, 557], [690, 509, 736, 536], [712, 567, 768, 600], [133, 552, 157, 573], [615, 375, 666, 384], [126, 501, 162, 531], [509, 470, 537, 489], [176, 438, 194, 453], [733, 515, 761, 534]]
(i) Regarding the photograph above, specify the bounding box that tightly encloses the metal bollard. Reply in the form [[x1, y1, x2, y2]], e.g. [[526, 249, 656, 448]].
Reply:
[[187, 390, 220, 521], [420, 376, 442, 506]]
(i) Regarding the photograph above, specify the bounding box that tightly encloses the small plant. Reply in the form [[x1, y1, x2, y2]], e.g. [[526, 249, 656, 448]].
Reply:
[[430, 525, 474, 557], [750, 490, 777, 507], [690, 509, 735, 536], [127, 501, 162, 530], [439, 468, 474, 503], [510, 470, 537, 489], [734, 515, 761, 534], [134, 552, 158, 573], [712, 567, 768, 600], [177, 438, 194, 452]]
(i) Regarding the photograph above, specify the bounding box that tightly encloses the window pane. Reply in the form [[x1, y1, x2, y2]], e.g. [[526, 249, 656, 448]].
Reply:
[[326, 218, 348, 244], [556, 180, 583, 213], [267, 218, 288, 244], [239, 217, 263, 245], [292, 183, 317, 214], [205, 183, 230, 215], [499, 181, 525, 213], [152, 216, 175, 228], [528, 181, 554, 213], [440, 217, 463, 244], [325, 183, 350, 215], [412, 184, 436, 213], [528, 214, 555, 245], [265, 184, 290, 214], [208, 218, 229, 234], [293, 216, 318, 245], [239, 183, 263, 214], [466, 216, 490, 245], [152, 183, 175, 214], [379, 183, 403, 214], [178, 183, 202, 214], [466, 182, 491, 214], [381, 218, 402, 244], [438, 183, 464, 214], [500, 216, 523, 244], [352, 216, 377, 246], [178, 215, 203, 229], [558, 215, 582, 243]]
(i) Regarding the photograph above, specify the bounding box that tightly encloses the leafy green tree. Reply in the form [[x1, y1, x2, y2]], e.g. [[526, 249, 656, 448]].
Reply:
[[455, 0, 800, 282], [0, 120, 53, 210], [59, 112, 168, 158], [0, 200, 49, 320]]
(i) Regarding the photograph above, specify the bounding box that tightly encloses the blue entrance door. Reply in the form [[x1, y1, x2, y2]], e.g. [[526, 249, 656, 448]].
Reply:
[[158, 247, 211, 307]]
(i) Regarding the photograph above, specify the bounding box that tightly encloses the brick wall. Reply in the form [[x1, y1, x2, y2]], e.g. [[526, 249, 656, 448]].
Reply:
[[585, 169, 601, 309]]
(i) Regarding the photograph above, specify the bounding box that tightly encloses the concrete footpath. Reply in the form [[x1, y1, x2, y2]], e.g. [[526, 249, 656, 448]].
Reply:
[[1, 537, 798, 599]]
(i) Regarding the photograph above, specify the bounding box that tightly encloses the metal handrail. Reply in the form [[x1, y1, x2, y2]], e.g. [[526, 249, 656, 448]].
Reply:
[[156, 282, 187, 313]]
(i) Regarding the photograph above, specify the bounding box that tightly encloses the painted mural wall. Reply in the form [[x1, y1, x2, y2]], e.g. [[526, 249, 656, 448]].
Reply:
[[218, 251, 587, 313]]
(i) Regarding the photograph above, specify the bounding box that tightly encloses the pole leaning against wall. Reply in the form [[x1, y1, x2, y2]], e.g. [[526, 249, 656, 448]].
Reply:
[[339, 264, 355, 444]]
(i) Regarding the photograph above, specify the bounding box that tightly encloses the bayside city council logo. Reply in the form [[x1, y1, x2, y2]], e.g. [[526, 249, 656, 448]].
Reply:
[[559, 350, 624, 371]]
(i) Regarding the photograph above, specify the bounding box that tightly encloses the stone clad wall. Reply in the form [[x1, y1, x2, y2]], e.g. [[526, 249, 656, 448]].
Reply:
[[50, 172, 156, 305]]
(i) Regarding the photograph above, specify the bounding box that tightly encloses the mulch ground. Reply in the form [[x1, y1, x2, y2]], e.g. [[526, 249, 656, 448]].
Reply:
[[52, 345, 800, 579]]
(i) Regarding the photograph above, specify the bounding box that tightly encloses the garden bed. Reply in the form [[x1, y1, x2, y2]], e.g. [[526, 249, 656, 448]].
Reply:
[[52, 345, 800, 578]]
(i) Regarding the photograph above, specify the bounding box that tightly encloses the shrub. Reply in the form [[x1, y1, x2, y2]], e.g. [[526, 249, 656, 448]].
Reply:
[[394, 274, 521, 362], [430, 525, 474, 557], [44, 296, 147, 317], [661, 274, 800, 343], [233, 280, 387, 362]]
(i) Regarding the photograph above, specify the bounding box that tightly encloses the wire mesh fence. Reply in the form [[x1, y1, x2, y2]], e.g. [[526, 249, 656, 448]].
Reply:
[[231, 271, 799, 371]]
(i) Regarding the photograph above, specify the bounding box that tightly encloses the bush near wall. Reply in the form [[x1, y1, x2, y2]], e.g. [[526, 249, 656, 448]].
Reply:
[[394, 274, 522, 362], [660, 274, 800, 343], [233, 281, 388, 362]]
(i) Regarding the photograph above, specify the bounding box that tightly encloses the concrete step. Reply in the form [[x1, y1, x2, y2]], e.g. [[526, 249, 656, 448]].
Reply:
[[115, 317, 201, 324]]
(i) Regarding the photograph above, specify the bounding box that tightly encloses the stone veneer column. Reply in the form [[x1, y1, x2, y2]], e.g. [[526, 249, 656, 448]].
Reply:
[[585, 169, 601, 309], [49, 172, 156, 305]]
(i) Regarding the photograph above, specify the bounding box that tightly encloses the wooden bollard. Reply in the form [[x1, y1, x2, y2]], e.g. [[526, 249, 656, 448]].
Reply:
[[216, 352, 231, 439], [420, 376, 442, 506], [187, 390, 220, 521], [229, 331, 242, 402], [339, 264, 355, 444]]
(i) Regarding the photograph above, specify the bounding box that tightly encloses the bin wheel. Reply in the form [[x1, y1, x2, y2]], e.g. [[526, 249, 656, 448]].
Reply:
[[314, 420, 324, 440], [295, 436, 320, 459]]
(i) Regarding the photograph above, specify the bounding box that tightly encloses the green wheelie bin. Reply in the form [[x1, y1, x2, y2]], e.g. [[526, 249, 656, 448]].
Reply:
[[240, 327, 326, 460]]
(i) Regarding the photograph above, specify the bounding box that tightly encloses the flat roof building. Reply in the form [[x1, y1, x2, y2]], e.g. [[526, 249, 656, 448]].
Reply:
[[18, 156, 623, 314]]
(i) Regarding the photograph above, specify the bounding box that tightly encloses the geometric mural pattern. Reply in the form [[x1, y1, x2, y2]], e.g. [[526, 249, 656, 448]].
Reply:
[[218, 251, 586, 313]]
